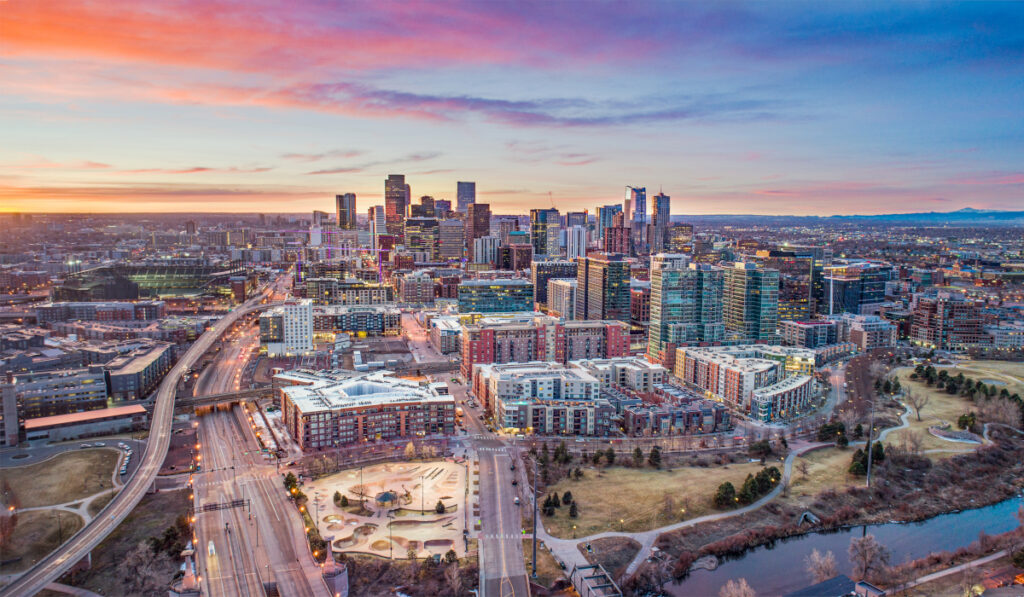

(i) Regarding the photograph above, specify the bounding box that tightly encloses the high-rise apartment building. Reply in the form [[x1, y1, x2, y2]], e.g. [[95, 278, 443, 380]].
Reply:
[[496, 217, 519, 245], [530, 208, 560, 257], [457, 181, 476, 214], [576, 252, 630, 322], [404, 217, 439, 260], [336, 193, 357, 229], [472, 235, 500, 266], [465, 203, 491, 261], [384, 174, 409, 240], [647, 256, 724, 367], [547, 279, 577, 319], [530, 260, 577, 308], [259, 299, 314, 357], [566, 225, 587, 260], [724, 262, 780, 342], [651, 193, 671, 251], [910, 292, 986, 350]]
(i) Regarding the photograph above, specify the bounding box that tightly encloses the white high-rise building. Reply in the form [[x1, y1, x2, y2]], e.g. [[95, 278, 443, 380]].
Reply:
[[545, 223, 561, 257], [566, 225, 587, 260], [473, 235, 500, 265], [259, 299, 314, 357], [369, 206, 387, 251]]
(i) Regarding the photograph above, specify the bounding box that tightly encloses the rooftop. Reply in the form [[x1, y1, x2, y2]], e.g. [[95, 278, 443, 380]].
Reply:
[[24, 404, 147, 430], [276, 369, 452, 414]]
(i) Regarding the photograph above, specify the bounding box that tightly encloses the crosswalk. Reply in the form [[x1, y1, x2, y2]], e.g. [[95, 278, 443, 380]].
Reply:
[[480, 533, 523, 540]]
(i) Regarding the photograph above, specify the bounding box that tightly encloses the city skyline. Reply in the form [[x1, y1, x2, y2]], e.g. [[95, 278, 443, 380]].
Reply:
[[2, 2, 1022, 215]]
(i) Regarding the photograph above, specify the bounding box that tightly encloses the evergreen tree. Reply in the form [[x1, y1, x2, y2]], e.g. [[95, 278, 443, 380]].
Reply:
[[569, 502, 578, 518], [648, 446, 662, 468]]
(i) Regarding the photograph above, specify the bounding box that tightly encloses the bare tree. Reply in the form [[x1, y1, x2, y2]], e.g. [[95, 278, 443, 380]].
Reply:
[[804, 548, 838, 583], [849, 534, 890, 582], [978, 397, 1021, 429], [719, 578, 756, 597], [959, 563, 982, 597], [120, 542, 171, 594], [905, 390, 930, 422], [404, 441, 417, 460], [444, 562, 462, 596], [896, 429, 923, 456], [661, 493, 677, 520], [796, 459, 811, 482]]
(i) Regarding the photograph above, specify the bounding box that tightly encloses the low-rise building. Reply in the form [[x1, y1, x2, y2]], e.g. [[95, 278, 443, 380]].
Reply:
[[429, 316, 461, 354], [12, 366, 109, 419], [276, 369, 455, 451], [23, 404, 148, 442], [827, 314, 899, 351], [457, 279, 534, 313], [312, 305, 400, 338], [571, 357, 667, 394], [104, 341, 174, 401], [781, 320, 838, 348]]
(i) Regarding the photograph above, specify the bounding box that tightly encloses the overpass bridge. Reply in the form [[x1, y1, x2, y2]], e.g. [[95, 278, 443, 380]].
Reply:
[[177, 385, 274, 410]]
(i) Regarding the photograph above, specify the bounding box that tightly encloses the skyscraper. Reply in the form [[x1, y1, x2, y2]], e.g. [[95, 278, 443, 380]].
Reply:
[[724, 262, 780, 342], [434, 198, 452, 217], [438, 218, 466, 260], [628, 186, 647, 253], [465, 203, 491, 261], [530, 208, 559, 257], [576, 252, 630, 322], [666, 223, 693, 253], [651, 192, 670, 251], [457, 181, 476, 214], [566, 225, 587, 260], [566, 211, 587, 228], [647, 255, 724, 366], [597, 204, 622, 241], [385, 174, 409, 240], [336, 193, 357, 230], [369, 205, 387, 250], [404, 217, 439, 260]]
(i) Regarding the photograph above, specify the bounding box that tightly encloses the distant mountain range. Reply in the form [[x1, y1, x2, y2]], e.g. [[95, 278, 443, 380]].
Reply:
[[671, 207, 1024, 226]]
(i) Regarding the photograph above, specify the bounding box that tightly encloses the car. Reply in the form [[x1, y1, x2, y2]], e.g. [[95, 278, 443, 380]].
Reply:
[[94, 442, 105, 446], [511, 479, 518, 486], [514, 497, 520, 506], [510, 463, 516, 471], [79, 443, 92, 448]]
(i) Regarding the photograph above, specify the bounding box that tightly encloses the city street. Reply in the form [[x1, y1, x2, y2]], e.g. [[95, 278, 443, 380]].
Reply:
[[476, 438, 530, 597]]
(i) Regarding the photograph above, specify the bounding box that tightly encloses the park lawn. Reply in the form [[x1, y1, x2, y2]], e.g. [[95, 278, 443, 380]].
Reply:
[[783, 447, 859, 505], [0, 510, 84, 573], [544, 461, 768, 538], [59, 489, 188, 595], [891, 370, 985, 457], [953, 360, 1024, 393], [523, 539, 565, 588], [0, 448, 120, 509], [87, 489, 119, 518]]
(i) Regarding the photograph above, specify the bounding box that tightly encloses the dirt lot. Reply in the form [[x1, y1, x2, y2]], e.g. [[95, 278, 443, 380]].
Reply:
[[0, 448, 120, 508], [60, 489, 189, 595], [0, 510, 84, 574], [544, 461, 769, 538], [160, 423, 198, 475], [579, 536, 641, 581]]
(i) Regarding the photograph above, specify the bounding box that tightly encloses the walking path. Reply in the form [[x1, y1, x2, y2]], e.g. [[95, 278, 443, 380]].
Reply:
[[903, 549, 1008, 590], [534, 440, 830, 578]]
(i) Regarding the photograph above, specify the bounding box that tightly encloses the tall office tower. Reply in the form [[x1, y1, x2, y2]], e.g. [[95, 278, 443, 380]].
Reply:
[[385, 174, 409, 240], [531, 260, 577, 308], [823, 261, 893, 315], [497, 217, 518, 245], [647, 256, 725, 366], [724, 262, 780, 342], [576, 252, 630, 322], [566, 225, 587, 260], [666, 223, 694, 253], [457, 181, 476, 213], [465, 203, 491, 261], [627, 186, 647, 253], [530, 208, 560, 257], [185, 220, 197, 235], [597, 204, 623, 241], [410, 195, 436, 218], [603, 224, 630, 255], [336, 193, 357, 229], [566, 211, 587, 228], [545, 222, 562, 257], [369, 206, 387, 250], [651, 193, 671, 251], [438, 218, 466, 260], [434, 198, 452, 217], [472, 235, 500, 266], [747, 248, 821, 321], [404, 217, 439, 260]]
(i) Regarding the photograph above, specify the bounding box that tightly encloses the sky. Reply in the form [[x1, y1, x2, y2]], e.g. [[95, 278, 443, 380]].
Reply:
[[1, 1, 1023, 216]]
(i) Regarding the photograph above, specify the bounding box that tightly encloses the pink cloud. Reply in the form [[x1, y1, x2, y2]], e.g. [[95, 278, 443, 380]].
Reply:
[[947, 171, 1024, 186]]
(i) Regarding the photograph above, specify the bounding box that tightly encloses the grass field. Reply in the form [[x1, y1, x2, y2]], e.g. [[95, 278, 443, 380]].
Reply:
[[87, 490, 119, 518], [783, 447, 859, 506], [59, 489, 188, 595], [544, 461, 770, 538], [522, 539, 565, 588], [0, 449, 120, 509], [0, 510, 84, 574], [891, 369, 984, 456]]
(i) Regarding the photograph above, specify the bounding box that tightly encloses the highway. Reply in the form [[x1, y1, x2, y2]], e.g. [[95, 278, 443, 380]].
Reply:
[[0, 289, 276, 597], [191, 320, 326, 597]]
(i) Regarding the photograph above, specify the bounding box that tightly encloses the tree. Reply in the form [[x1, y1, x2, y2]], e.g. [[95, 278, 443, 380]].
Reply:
[[120, 542, 171, 595], [573, 467, 584, 480], [748, 440, 772, 459], [569, 502, 578, 518], [435, 499, 446, 514], [648, 446, 662, 468], [405, 441, 417, 460], [719, 578, 755, 597], [334, 490, 342, 506], [445, 562, 462, 596], [848, 534, 890, 582], [853, 423, 864, 439], [796, 459, 811, 481], [714, 482, 737, 508], [633, 446, 644, 467], [283, 472, 298, 489], [340, 494, 349, 508], [551, 493, 561, 508], [804, 548, 838, 584], [906, 390, 931, 422], [605, 448, 616, 466], [959, 563, 983, 597], [591, 451, 602, 466], [443, 549, 458, 564], [562, 491, 573, 505], [837, 434, 849, 448]]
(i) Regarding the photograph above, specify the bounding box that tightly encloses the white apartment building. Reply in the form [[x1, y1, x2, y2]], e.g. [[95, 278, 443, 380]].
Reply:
[[259, 299, 314, 357]]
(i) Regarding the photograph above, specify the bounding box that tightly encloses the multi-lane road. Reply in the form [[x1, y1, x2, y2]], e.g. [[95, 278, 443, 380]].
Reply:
[[191, 319, 327, 597], [0, 289, 276, 597]]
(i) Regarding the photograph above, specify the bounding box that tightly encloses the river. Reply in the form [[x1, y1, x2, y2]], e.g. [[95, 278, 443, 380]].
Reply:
[[668, 496, 1023, 596]]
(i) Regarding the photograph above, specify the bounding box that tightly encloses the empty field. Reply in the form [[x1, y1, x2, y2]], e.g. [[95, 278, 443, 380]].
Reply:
[[544, 461, 769, 538], [0, 510, 84, 574], [783, 447, 860, 505], [0, 449, 120, 509]]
